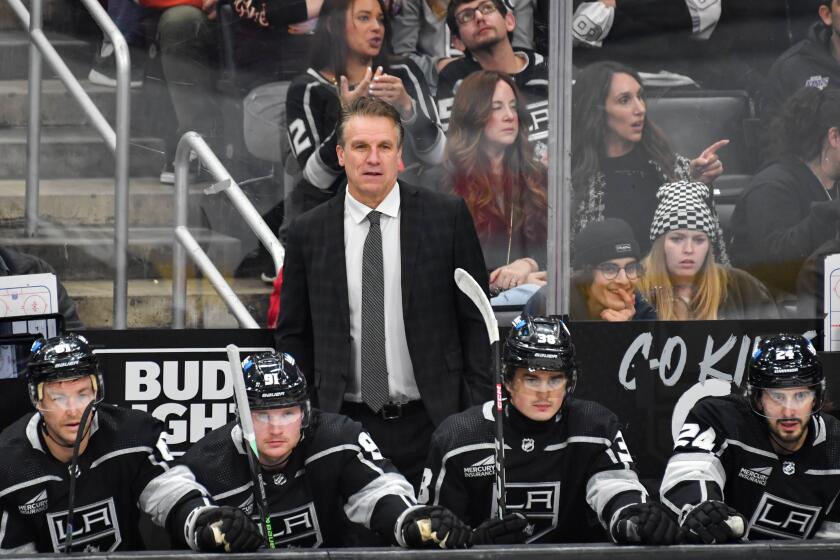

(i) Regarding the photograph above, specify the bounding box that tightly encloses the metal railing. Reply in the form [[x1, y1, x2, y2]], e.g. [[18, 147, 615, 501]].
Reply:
[[8, 0, 131, 329], [172, 131, 284, 329]]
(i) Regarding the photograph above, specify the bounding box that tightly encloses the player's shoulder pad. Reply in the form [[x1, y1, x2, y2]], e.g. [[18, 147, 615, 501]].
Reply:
[[180, 421, 241, 482], [431, 403, 490, 447], [564, 398, 622, 438], [689, 394, 748, 434], [304, 409, 363, 448], [0, 412, 35, 447], [95, 403, 166, 446]]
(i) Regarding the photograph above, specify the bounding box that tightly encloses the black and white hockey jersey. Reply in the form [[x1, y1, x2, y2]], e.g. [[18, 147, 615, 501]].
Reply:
[[180, 410, 417, 548], [285, 58, 445, 192], [661, 395, 840, 540], [419, 399, 647, 542], [435, 49, 549, 161], [0, 405, 208, 553]]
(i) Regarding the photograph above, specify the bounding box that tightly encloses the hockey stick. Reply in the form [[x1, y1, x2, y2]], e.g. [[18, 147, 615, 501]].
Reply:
[[64, 399, 96, 553], [226, 344, 276, 549], [453, 268, 506, 518]]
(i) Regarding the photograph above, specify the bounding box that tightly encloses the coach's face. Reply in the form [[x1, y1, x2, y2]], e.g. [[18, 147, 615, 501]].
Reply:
[[506, 368, 567, 422], [337, 115, 403, 208], [252, 406, 304, 467]]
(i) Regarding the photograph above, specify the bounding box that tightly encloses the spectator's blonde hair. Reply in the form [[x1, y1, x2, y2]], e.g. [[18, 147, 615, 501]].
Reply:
[[639, 235, 726, 320]]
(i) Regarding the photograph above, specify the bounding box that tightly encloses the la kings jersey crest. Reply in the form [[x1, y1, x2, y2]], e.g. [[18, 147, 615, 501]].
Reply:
[[662, 395, 840, 540]]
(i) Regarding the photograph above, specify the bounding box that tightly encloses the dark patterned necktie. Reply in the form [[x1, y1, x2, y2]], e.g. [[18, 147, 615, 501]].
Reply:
[[361, 210, 389, 412]]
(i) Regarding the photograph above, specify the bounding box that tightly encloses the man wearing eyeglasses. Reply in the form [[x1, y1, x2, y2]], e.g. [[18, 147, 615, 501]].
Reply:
[[661, 334, 840, 543], [437, 0, 549, 162], [180, 351, 473, 549]]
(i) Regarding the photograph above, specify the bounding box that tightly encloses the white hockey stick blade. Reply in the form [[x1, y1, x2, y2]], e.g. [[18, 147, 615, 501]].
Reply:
[[226, 344, 257, 447], [454, 268, 499, 344]]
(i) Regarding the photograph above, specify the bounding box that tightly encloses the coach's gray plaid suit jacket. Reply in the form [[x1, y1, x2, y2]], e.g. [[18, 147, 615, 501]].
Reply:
[[275, 182, 492, 426]]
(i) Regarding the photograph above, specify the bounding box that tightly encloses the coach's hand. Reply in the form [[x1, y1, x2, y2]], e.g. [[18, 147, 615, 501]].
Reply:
[[679, 500, 745, 544], [401, 505, 472, 549], [472, 513, 529, 545], [191, 506, 263, 552], [611, 502, 679, 545]]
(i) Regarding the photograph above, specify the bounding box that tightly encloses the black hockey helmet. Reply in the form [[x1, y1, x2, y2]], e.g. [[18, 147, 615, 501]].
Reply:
[[746, 334, 825, 415], [503, 315, 577, 394], [241, 351, 310, 427], [26, 333, 104, 407]]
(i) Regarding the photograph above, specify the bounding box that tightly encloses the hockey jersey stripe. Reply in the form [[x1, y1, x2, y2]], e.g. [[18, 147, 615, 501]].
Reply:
[[805, 469, 840, 476], [815, 520, 840, 539], [0, 475, 62, 500], [585, 469, 646, 525], [212, 480, 253, 501], [139, 465, 210, 528], [304, 444, 361, 465], [302, 138, 342, 189], [544, 436, 612, 451], [717, 438, 778, 459], [661, 452, 727, 495], [344, 472, 415, 528], [90, 445, 153, 469], [0, 510, 35, 553], [432, 442, 495, 506]]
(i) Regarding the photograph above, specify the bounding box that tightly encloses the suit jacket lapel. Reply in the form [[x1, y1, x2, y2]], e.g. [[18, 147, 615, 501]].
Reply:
[[325, 193, 350, 321], [400, 183, 422, 313]]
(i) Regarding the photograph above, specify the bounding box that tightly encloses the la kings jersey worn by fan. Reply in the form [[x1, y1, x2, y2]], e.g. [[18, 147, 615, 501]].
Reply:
[[181, 410, 416, 547], [419, 399, 647, 542], [286, 58, 444, 192], [661, 395, 840, 540], [435, 49, 549, 161], [0, 405, 207, 553]]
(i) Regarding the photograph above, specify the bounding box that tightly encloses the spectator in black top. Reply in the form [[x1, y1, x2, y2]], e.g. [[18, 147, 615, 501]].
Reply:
[[283, 0, 445, 228], [437, 0, 549, 162], [763, 0, 840, 116], [730, 86, 840, 300], [524, 218, 656, 321], [0, 248, 82, 330], [446, 70, 547, 298], [570, 61, 729, 261]]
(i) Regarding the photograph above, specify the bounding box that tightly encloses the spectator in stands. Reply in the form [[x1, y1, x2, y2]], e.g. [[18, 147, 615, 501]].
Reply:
[[389, 0, 535, 92], [524, 218, 657, 321], [763, 0, 840, 115], [730, 86, 840, 300], [156, 0, 323, 180], [283, 0, 445, 230], [0, 248, 82, 330], [437, 0, 549, 162], [446, 71, 546, 300], [89, 0, 149, 88], [638, 181, 778, 320], [571, 61, 729, 260]]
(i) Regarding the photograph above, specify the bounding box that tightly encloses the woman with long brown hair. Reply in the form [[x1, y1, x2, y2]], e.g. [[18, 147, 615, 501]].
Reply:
[[571, 60, 730, 262], [446, 70, 548, 296]]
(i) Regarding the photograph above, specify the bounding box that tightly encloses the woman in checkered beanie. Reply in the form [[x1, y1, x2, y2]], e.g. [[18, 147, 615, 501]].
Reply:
[[638, 181, 778, 320]]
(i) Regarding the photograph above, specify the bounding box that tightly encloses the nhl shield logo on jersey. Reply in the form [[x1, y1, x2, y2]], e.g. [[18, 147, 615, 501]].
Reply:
[[46, 497, 122, 553], [782, 461, 795, 476], [492, 481, 560, 543], [521, 438, 535, 452], [273, 473, 287, 486], [747, 493, 821, 539]]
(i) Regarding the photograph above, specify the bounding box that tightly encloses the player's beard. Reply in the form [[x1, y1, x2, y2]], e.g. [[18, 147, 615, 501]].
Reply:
[[768, 417, 807, 452]]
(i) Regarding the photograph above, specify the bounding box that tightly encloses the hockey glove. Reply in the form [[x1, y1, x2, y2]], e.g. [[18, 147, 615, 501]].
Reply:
[[189, 506, 263, 552], [610, 502, 679, 545], [679, 500, 746, 544], [401, 505, 472, 549], [471, 513, 530, 545]]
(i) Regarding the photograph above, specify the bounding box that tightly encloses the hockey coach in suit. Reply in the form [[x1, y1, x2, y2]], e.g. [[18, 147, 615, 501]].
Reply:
[[276, 96, 492, 485]]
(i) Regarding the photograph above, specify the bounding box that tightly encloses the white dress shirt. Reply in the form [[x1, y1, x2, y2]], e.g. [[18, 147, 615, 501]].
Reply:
[[343, 183, 420, 403]]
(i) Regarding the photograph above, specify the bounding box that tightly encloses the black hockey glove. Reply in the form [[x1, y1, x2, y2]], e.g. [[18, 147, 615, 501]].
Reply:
[[401, 505, 472, 549], [679, 500, 746, 544], [190, 506, 263, 552], [471, 513, 530, 545], [610, 502, 680, 545]]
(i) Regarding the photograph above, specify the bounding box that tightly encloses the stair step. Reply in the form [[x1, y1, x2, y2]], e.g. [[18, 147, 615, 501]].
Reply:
[[0, 177, 207, 227], [0, 126, 164, 178], [0, 80, 149, 127], [65, 278, 272, 328], [0, 225, 242, 280], [0, 30, 93, 80]]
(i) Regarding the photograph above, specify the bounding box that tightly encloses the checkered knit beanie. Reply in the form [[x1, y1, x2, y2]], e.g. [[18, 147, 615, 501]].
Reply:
[[649, 181, 717, 241]]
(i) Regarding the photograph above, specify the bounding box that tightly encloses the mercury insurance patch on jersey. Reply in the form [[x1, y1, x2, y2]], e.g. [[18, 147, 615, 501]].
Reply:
[[46, 497, 122, 553]]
